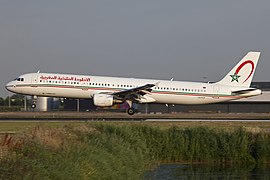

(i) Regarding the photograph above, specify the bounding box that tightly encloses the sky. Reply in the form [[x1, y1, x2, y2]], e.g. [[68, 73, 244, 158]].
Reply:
[[1, 0, 270, 97]]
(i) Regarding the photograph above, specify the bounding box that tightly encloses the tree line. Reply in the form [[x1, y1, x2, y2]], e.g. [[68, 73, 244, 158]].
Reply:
[[0, 94, 30, 106]]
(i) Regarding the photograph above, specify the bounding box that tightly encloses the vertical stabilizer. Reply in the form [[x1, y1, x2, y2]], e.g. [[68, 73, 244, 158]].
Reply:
[[216, 52, 261, 87]]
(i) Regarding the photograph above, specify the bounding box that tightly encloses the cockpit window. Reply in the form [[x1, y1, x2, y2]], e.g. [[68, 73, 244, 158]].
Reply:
[[14, 77, 24, 82]]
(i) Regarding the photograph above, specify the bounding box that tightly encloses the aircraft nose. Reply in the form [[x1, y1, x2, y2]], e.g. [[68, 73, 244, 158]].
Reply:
[[5, 82, 16, 92]]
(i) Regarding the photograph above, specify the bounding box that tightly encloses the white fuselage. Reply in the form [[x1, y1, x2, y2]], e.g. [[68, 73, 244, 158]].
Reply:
[[5, 72, 261, 105]]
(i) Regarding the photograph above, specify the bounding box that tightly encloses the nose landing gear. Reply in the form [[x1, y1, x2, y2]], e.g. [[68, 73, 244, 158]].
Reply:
[[31, 96, 37, 109], [31, 103, 36, 109]]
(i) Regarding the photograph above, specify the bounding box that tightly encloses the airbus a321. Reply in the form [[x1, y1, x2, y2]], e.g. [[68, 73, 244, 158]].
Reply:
[[6, 52, 262, 115]]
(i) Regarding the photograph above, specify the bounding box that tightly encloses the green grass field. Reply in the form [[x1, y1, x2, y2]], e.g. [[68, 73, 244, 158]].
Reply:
[[1, 120, 270, 179], [1, 120, 270, 133], [0, 121, 84, 133]]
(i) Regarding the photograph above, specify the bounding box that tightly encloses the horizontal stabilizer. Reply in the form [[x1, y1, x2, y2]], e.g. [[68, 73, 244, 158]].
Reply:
[[232, 88, 257, 94], [232, 88, 262, 97]]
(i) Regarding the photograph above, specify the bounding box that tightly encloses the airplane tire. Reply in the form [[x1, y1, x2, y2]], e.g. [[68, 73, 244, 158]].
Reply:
[[127, 108, 136, 115], [31, 104, 36, 109]]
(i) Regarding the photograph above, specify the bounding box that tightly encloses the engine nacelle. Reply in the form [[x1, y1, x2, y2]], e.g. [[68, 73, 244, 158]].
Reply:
[[93, 94, 123, 107], [93, 94, 114, 107]]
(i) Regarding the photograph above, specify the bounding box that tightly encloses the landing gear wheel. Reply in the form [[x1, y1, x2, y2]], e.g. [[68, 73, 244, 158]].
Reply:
[[31, 103, 36, 109], [127, 108, 136, 115]]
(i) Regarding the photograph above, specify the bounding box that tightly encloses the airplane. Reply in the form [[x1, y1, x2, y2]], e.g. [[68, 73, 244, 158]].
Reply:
[[5, 51, 262, 115]]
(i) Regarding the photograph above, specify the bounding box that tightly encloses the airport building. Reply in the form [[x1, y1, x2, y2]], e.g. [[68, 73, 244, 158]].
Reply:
[[35, 97, 60, 111], [62, 82, 270, 113]]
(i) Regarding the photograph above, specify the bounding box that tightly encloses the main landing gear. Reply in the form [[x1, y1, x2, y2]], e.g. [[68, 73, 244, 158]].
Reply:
[[126, 100, 137, 115], [127, 108, 136, 115]]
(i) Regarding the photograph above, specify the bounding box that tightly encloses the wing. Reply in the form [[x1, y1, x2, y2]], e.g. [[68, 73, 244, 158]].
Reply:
[[112, 83, 157, 103]]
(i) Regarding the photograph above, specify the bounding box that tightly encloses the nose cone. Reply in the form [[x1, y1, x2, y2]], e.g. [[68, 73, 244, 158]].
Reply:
[[5, 82, 16, 93]]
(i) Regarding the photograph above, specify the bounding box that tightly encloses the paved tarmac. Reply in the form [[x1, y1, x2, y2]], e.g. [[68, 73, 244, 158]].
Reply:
[[145, 119, 270, 122], [1, 111, 270, 121]]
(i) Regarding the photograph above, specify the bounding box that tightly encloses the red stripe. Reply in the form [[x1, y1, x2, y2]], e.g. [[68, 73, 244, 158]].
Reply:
[[18, 84, 241, 99]]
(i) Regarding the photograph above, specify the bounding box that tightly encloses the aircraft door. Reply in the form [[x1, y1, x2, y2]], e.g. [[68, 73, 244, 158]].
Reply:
[[214, 85, 219, 94], [213, 85, 220, 98], [31, 74, 39, 86]]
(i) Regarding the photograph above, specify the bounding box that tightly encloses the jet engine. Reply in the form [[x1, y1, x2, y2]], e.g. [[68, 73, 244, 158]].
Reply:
[[93, 94, 123, 107]]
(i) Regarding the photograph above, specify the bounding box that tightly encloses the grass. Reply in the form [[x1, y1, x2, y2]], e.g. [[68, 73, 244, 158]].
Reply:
[[1, 111, 270, 120], [1, 122, 270, 179], [0, 121, 82, 133], [1, 121, 270, 132]]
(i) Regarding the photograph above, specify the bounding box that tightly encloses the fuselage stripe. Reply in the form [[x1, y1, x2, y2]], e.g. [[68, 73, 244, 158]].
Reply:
[[15, 83, 241, 99]]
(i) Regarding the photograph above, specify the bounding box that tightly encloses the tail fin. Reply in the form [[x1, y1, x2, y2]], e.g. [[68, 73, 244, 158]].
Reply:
[[216, 51, 261, 87]]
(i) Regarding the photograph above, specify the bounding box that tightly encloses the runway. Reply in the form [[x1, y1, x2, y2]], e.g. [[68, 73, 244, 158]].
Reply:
[[145, 119, 270, 122], [1, 118, 270, 122], [1, 112, 270, 122]]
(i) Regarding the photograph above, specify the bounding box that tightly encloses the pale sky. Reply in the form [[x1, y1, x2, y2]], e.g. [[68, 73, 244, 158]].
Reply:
[[1, 0, 270, 97]]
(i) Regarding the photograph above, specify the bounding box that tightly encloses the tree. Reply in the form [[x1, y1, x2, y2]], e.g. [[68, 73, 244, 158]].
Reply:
[[0, 97, 5, 106], [5, 94, 28, 106]]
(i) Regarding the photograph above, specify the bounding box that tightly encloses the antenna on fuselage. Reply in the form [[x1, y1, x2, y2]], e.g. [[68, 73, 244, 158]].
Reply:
[[170, 78, 173, 81], [37, 70, 40, 73]]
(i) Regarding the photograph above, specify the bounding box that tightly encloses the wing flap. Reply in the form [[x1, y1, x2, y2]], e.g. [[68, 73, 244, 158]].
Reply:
[[112, 84, 155, 96], [112, 83, 158, 103]]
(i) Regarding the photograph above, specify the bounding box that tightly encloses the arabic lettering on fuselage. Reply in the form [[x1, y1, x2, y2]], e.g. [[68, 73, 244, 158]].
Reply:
[[40, 75, 90, 82]]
